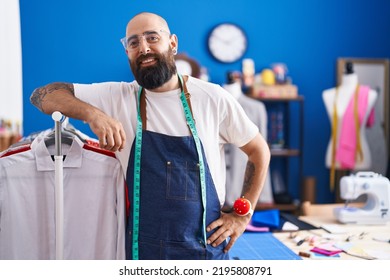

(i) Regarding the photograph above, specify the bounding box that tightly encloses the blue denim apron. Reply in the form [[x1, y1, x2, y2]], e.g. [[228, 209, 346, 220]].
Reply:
[[125, 77, 228, 260]]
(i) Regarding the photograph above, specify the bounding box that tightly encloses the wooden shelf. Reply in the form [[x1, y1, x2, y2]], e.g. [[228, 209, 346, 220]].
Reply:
[[252, 94, 304, 212]]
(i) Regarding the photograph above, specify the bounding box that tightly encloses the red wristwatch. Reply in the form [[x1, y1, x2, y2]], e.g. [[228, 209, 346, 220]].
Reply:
[[233, 197, 254, 216]]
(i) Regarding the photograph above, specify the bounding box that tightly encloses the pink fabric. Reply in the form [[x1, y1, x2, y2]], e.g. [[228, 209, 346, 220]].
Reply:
[[245, 223, 269, 232], [335, 85, 374, 169], [310, 247, 342, 256], [367, 103, 375, 127]]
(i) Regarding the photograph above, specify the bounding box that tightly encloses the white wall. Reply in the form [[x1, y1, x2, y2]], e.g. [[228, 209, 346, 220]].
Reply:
[[0, 0, 23, 134]]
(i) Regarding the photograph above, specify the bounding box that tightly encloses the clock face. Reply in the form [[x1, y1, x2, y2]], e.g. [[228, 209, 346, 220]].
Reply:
[[208, 23, 247, 63]]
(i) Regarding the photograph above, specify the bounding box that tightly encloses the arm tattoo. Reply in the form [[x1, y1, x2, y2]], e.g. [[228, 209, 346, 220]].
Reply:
[[30, 82, 74, 112], [30, 87, 47, 112], [241, 161, 255, 195]]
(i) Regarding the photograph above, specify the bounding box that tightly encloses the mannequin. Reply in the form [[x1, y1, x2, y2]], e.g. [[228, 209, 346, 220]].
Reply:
[[223, 75, 274, 205], [323, 62, 377, 173]]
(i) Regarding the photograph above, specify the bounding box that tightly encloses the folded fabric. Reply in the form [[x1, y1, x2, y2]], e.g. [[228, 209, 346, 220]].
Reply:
[[251, 209, 280, 229], [245, 223, 269, 232], [310, 247, 343, 256]]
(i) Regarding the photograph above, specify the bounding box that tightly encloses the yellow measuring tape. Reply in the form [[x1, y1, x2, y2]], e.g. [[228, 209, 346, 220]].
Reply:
[[353, 85, 363, 163], [330, 88, 339, 192]]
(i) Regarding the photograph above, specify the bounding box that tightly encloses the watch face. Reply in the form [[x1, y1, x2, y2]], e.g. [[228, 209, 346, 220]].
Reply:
[[208, 23, 247, 63]]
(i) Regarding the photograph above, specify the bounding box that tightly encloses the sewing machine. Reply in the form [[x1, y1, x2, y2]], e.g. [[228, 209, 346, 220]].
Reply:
[[334, 172, 390, 224]]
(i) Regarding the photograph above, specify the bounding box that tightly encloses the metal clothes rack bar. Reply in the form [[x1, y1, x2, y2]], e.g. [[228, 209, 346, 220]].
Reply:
[[52, 111, 65, 260]]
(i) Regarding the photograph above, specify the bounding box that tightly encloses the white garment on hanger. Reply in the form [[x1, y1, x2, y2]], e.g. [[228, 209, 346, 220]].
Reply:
[[0, 136, 125, 260]]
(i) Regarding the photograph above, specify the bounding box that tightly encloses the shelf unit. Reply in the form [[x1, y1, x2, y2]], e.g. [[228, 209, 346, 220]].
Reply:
[[250, 95, 304, 213]]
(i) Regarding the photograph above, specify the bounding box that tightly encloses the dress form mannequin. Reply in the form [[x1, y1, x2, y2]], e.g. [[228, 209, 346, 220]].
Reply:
[[222, 77, 273, 205], [323, 63, 377, 171]]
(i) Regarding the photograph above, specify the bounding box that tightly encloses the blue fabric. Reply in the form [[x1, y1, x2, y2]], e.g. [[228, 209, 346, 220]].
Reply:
[[251, 209, 280, 229], [126, 130, 228, 260]]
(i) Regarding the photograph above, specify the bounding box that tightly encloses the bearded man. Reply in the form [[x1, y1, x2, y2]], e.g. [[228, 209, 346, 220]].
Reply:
[[30, 12, 270, 260]]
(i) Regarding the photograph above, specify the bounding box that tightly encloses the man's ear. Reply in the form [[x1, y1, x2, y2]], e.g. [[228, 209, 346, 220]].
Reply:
[[170, 34, 178, 51]]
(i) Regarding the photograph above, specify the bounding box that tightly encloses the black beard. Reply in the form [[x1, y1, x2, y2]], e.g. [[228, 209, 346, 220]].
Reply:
[[130, 49, 177, 90]]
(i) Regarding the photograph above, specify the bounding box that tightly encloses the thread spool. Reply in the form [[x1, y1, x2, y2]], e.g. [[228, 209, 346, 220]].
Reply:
[[302, 176, 316, 203]]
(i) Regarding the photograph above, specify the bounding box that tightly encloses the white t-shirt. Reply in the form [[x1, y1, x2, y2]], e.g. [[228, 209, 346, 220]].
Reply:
[[74, 76, 258, 205], [0, 137, 125, 259]]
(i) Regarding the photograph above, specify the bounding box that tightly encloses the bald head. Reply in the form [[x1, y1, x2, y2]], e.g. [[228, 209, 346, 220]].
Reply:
[[126, 12, 170, 37], [123, 12, 179, 90]]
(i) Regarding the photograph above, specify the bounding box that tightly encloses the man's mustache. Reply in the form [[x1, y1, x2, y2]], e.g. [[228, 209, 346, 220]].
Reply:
[[136, 53, 159, 66]]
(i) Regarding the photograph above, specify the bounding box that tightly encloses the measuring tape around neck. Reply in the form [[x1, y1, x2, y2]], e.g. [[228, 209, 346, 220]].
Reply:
[[132, 74, 207, 260], [178, 74, 207, 248], [132, 86, 143, 260]]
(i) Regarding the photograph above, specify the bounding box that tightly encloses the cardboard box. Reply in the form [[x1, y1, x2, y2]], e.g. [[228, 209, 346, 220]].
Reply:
[[251, 84, 298, 99]]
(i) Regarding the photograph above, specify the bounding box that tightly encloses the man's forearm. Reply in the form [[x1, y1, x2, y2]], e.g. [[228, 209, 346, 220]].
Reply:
[[30, 82, 98, 123], [240, 133, 271, 208]]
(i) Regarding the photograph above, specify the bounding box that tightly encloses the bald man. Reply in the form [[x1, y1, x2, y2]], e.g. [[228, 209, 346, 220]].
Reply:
[[30, 12, 270, 260]]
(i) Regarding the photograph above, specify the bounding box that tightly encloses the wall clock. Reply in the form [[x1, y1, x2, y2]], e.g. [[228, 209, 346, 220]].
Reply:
[[208, 23, 247, 63]]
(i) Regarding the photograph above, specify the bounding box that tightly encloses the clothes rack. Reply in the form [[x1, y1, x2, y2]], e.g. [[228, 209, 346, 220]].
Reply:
[[52, 111, 65, 260], [0, 114, 126, 260]]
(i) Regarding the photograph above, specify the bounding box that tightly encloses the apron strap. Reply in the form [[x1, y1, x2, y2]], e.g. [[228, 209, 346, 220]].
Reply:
[[140, 89, 147, 130], [134, 74, 208, 255], [139, 75, 194, 131]]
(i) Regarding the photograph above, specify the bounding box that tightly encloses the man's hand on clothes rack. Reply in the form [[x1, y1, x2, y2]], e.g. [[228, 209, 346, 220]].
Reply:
[[88, 111, 126, 152], [206, 211, 251, 253]]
